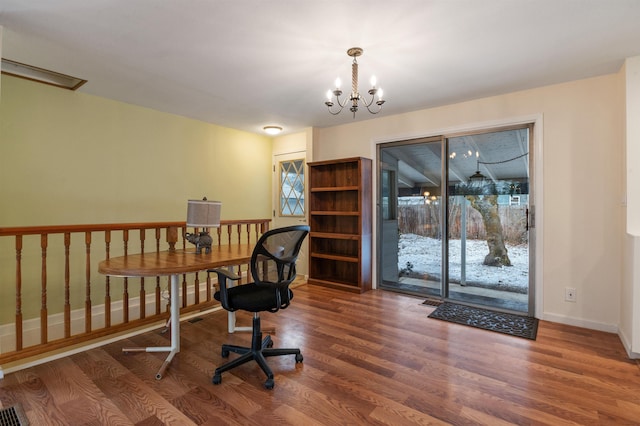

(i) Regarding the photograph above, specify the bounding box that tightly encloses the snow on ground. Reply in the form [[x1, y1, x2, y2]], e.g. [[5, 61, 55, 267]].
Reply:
[[398, 233, 528, 292]]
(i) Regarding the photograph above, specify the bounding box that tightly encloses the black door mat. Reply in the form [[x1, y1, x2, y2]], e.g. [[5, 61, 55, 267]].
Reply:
[[428, 302, 538, 340], [0, 404, 28, 426]]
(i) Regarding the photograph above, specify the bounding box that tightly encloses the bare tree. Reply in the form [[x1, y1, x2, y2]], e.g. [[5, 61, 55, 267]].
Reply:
[[466, 194, 512, 267]]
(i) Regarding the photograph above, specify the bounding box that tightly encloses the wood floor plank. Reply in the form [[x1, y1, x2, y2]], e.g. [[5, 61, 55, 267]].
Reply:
[[2, 284, 640, 425]]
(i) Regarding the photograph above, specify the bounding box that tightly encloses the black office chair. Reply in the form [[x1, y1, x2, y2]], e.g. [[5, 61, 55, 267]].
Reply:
[[208, 225, 309, 389]]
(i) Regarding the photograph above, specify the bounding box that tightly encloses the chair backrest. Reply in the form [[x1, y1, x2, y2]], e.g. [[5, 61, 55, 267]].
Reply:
[[250, 225, 310, 294]]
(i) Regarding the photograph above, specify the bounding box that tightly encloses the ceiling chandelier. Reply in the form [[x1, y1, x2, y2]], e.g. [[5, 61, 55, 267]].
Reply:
[[325, 47, 385, 117]]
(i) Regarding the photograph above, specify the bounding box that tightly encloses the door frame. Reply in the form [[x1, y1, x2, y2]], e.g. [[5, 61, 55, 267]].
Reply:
[[272, 150, 309, 277], [376, 115, 543, 318]]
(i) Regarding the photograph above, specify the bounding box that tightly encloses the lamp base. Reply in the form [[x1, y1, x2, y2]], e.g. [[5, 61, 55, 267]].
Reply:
[[185, 231, 213, 254]]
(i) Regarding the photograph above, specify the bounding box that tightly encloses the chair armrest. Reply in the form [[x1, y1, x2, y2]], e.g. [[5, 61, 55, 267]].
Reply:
[[208, 268, 241, 282], [207, 268, 241, 311]]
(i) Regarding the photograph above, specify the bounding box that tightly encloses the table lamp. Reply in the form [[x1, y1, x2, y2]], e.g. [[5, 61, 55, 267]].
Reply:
[[185, 198, 221, 254]]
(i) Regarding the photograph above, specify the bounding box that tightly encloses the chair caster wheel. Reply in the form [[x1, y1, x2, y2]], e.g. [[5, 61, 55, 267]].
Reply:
[[212, 373, 222, 385], [221, 349, 229, 358], [295, 353, 303, 363], [266, 340, 274, 348], [264, 378, 274, 389]]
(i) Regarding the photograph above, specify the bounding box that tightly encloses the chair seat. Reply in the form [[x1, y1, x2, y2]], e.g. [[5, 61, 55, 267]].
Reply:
[[214, 283, 293, 312]]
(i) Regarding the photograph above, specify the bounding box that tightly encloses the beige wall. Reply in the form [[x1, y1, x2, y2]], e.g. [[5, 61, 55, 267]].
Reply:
[[314, 73, 625, 332], [626, 57, 640, 236], [273, 128, 312, 157], [621, 56, 640, 356]]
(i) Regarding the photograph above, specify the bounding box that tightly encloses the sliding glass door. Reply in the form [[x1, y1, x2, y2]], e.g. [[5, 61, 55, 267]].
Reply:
[[378, 125, 533, 314]]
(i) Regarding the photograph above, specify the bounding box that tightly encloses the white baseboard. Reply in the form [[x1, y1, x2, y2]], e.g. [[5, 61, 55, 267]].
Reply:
[[0, 305, 224, 378], [541, 312, 619, 334], [537, 312, 640, 359], [0, 283, 218, 376], [617, 326, 640, 359]]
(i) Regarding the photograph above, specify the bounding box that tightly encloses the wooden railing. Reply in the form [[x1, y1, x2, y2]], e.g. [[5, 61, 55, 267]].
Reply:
[[0, 219, 270, 365]]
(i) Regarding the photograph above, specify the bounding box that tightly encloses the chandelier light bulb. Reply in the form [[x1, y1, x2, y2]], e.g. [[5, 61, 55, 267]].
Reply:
[[378, 88, 383, 100], [335, 78, 341, 89], [370, 75, 377, 87], [326, 90, 333, 100]]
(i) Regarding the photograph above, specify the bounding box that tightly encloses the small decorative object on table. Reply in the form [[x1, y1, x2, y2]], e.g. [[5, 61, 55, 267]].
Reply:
[[185, 197, 221, 254], [184, 231, 214, 254]]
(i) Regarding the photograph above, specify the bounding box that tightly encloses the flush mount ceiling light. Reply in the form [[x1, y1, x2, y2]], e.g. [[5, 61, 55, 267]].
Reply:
[[325, 47, 385, 117], [1, 58, 87, 90], [263, 126, 283, 135]]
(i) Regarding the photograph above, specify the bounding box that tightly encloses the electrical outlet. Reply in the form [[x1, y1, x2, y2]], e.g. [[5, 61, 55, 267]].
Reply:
[[565, 287, 577, 302]]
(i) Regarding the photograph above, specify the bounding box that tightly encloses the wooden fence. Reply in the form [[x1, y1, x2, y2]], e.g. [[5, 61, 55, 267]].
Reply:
[[399, 203, 528, 244], [0, 219, 270, 366]]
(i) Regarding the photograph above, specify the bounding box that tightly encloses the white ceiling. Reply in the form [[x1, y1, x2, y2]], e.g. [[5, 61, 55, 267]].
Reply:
[[2, 0, 640, 135]]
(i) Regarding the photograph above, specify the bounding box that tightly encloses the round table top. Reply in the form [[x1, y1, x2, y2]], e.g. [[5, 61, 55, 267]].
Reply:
[[98, 244, 254, 277]]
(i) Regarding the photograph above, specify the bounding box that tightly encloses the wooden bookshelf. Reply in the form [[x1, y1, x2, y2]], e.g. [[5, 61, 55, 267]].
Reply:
[[307, 157, 372, 293]]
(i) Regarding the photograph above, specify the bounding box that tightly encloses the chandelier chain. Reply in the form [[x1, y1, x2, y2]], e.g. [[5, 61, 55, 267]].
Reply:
[[352, 58, 358, 98]]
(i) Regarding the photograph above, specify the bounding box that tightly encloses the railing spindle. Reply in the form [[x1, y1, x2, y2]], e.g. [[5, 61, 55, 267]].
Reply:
[[84, 232, 92, 332], [40, 234, 48, 344], [105, 230, 111, 327], [123, 229, 129, 323], [139, 229, 146, 319], [155, 228, 162, 315], [236, 224, 242, 245], [64, 233, 71, 338], [15, 235, 23, 351], [182, 274, 187, 308], [194, 272, 200, 304]]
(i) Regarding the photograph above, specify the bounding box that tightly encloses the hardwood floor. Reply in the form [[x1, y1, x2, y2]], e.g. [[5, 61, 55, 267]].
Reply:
[[1, 284, 639, 425]]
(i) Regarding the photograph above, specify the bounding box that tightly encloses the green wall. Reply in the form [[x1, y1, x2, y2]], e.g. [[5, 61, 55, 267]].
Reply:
[[0, 75, 272, 226]]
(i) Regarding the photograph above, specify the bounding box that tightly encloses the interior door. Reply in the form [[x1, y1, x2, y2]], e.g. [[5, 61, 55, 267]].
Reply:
[[272, 152, 308, 276]]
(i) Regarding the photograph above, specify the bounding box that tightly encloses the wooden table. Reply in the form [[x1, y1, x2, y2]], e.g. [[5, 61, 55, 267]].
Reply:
[[98, 244, 253, 379]]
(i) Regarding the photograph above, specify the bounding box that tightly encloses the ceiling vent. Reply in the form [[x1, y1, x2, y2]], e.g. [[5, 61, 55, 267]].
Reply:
[[1, 58, 87, 90]]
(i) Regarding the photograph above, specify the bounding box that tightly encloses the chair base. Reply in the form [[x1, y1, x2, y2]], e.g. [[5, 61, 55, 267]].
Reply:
[[212, 314, 303, 389]]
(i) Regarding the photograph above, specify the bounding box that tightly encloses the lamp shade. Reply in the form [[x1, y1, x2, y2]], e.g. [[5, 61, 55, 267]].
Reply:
[[186, 199, 221, 228]]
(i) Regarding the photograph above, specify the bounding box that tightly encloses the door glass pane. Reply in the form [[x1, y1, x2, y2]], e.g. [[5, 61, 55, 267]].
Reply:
[[381, 169, 395, 220], [379, 140, 443, 297], [279, 159, 305, 216], [447, 129, 529, 312]]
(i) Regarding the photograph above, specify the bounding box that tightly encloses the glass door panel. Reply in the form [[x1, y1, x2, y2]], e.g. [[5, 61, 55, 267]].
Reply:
[[379, 138, 443, 298], [446, 128, 530, 313]]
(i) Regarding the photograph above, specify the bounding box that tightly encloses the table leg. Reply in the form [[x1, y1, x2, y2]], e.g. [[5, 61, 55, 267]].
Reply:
[[123, 274, 180, 380], [227, 276, 251, 333]]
